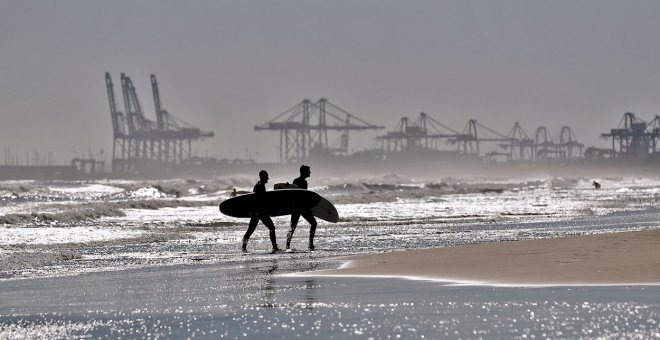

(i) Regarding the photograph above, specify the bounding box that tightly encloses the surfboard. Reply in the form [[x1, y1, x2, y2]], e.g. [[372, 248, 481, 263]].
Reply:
[[219, 188, 339, 223], [273, 183, 339, 222], [274, 182, 299, 190], [311, 196, 340, 223], [220, 189, 320, 218]]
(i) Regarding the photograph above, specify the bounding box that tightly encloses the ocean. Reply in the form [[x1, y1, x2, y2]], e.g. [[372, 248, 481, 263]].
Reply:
[[1, 174, 660, 338]]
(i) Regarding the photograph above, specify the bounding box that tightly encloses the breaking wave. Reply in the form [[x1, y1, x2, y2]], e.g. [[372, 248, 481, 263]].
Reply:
[[0, 208, 126, 225], [0, 199, 218, 225], [319, 178, 549, 204]]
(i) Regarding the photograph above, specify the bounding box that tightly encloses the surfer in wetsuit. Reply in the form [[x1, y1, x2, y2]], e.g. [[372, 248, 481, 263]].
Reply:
[[242, 170, 280, 253], [286, 165, 318, 251]]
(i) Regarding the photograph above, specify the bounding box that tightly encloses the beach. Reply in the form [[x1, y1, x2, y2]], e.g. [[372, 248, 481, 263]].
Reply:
[[2, 177, 660, 338], [301, 229, 660, 286]]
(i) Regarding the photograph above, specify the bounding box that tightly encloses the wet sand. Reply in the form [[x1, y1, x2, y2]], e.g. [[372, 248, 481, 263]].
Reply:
[[305, 229, 660, 286]]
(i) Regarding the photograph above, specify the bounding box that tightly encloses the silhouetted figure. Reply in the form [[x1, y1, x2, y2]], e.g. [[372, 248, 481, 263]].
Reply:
[[242, 170, 279, 253], [230, 188, 251, 197], [593, 180, 601, 189], [286, 165, 318, 251]]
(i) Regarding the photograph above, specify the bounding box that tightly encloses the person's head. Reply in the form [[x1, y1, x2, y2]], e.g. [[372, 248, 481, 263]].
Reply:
[[259, 170, 269, 183], [300, 165, 311, 178]]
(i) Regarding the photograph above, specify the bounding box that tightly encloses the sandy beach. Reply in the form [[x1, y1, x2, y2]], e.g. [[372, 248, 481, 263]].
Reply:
[[306, 229, 660, 286]]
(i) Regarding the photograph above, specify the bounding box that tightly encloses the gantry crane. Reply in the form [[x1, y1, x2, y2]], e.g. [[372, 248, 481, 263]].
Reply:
[[375, 112, 465, 153], [105, 72, 214, 173], [558, 126, 584, 160], [495, 122, 534, 161], [601, 112, 656, 158], [451, 119, 514, 156], [255, 98, 384, 163]]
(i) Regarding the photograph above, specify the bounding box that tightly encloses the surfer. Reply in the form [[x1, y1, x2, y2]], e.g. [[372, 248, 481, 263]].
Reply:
[[593, 180, 601, 189], [286, 165, 318, 251], [230, 188, 250, 197], [242, 170, 280, 253]]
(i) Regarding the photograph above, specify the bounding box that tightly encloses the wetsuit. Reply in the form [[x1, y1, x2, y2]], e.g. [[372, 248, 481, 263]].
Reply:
[[286, 177, 318, 250], [242, 181, 278, 252]]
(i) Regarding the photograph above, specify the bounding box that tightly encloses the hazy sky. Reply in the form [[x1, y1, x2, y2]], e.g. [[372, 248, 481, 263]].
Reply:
[[2, 1, 660, 163]]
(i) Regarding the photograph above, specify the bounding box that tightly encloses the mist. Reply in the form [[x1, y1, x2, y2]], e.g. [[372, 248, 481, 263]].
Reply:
[[2, 1, 660, 165]]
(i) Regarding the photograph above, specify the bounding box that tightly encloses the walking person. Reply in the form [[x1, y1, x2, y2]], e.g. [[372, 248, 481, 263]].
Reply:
[[242, 170, 280, 253], [286, 165, 318, 251]]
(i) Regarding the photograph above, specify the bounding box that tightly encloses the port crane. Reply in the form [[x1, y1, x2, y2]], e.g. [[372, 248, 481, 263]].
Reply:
[[375, 112, 465, 153], [105, 72, 213, 173], [494, 122, 534, 161], [255, 98, 384, 163], [600, 112, 658, 159], [558, 126, 584, 160], [451, 119, 514, 156]]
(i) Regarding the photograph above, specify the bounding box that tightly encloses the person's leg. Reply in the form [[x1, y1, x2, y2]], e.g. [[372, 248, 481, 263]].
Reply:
[[261, 215, 279, 252], [286, 213, 301, 249], [242, 216, 259, 252], [302, 212, 317, 250]]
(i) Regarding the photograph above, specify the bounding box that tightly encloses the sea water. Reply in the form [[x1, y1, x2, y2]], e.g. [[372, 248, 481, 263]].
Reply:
[[1, 175, 660, 338]]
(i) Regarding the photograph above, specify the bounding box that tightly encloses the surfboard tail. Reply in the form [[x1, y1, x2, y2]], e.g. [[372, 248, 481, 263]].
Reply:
[[312, 197, 339, 223]]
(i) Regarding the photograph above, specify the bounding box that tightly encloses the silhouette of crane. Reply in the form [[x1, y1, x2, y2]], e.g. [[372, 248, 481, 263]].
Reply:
[[375, 112, 464, 153], [494, 122, 534, 161], [558, 126, 584, 160], [451, 119, 514, 156], [600, 112, 656, 158], [254, 98, 384, 163], [105, 72, 213, 173]]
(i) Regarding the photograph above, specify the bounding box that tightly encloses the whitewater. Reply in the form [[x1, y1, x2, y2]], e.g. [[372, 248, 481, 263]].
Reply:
[[1, 174, 658, 279], [2, 174, 660, 338]]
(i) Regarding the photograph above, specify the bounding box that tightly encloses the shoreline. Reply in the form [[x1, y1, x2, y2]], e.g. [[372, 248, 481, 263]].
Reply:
[[6, 157, 660, 181], [287, 229, 660, 287]]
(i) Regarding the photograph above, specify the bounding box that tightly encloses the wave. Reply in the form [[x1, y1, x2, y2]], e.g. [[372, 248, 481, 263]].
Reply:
[[0, 199, 218, 225], [0, 176, 256, 201], [108, 175, 256, 198], [0, 208, 126, 224], [319, 178, 552, 204]]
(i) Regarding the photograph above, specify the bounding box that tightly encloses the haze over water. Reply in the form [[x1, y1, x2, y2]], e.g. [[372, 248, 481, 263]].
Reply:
[[3, 1, 660, 337], [3, 1, 660, 162]]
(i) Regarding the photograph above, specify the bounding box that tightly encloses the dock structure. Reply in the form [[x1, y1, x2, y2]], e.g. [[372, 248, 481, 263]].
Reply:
[[105, 72, 213, 173], [375, 113, 587, 163], [451, 119, 515, 156], [254, 98, 384, 163], [376, 113, 519, 159], [600, 112, 660, 159], [493, 122, 535, 162], [375, 113, 465, 154], [557, 126, 584, 160]]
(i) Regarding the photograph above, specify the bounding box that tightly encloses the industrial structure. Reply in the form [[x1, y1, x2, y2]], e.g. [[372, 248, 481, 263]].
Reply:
[[375, 113, 515, 158], [97, 72, 660, 174], [255, 98, 384, 163], [375, 112, 465, 154], [493, 122, 535, 162], [375, 113, 585, 163], [105, 72, 213, 173], [597, 112, 660, 159]]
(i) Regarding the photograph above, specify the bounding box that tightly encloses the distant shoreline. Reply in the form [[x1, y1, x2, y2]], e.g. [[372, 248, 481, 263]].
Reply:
[[4, 157, 660, 181], [291, 229, 660, 287]]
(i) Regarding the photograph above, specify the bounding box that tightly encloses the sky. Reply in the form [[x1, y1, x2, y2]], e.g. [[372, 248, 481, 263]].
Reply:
[[2, 0, 660, 164]]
